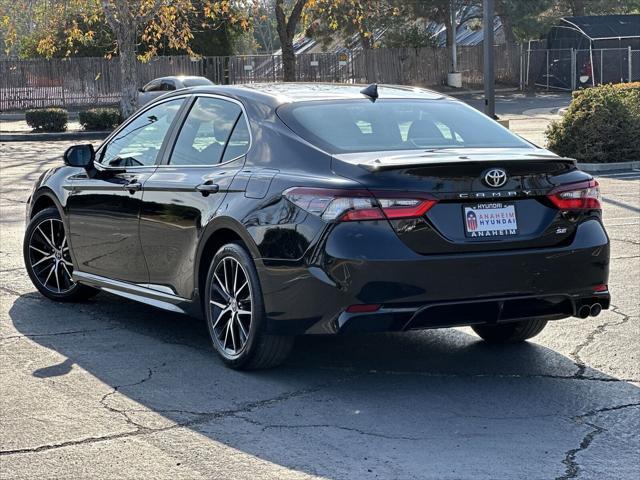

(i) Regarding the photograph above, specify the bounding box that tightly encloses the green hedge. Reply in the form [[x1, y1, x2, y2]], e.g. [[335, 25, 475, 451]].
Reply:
[[78, 108, 121, 131], [546, 83, 640, 163], [25, 108, 68, 132]]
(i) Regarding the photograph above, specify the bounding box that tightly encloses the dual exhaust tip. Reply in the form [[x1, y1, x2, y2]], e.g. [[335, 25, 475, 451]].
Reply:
[[577, 303, 602, 319]]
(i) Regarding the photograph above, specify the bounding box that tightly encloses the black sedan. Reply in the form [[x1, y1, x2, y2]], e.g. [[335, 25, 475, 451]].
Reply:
[[23, 83, 610, 369]]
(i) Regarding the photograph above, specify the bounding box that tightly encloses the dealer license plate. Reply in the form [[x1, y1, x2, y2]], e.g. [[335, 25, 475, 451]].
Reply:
[[463, 202, 518, 238]]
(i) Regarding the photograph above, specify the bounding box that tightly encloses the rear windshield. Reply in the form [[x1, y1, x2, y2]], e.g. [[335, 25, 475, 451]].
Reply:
[[182, 77, 213, 87], [277, 99, 531, 153]]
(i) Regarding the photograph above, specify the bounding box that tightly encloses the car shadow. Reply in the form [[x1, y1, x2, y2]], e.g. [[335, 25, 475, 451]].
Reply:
[[7, 291, 640, 478]]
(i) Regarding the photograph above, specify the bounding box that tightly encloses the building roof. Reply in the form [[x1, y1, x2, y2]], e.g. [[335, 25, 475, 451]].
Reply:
[[560, 15, 640, 40]]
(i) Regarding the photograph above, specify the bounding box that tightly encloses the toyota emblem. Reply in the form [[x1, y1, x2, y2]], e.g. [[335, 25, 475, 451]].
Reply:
[[483, 168, 508, 188]]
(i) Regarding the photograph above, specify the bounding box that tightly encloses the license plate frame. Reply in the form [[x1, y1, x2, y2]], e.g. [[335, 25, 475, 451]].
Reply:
[[462, 202, 518, 238]]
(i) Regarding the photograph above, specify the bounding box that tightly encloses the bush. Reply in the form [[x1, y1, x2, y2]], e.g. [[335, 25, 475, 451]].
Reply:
[[25, 108, 68, 132], [546, 83, 640, 163], [78, 108, 121, 131]]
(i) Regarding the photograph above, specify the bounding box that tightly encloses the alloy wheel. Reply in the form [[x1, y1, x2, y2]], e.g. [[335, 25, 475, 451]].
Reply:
[[209, 256, 253, 356], [27, 218, 75, 294]]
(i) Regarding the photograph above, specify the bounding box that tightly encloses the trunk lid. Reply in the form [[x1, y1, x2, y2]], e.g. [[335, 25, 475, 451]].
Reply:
[[332, 149, 591, 254]]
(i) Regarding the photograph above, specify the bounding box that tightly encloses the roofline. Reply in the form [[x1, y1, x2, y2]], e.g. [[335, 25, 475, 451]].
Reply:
[[560, 18, 592, 40], [558, 16, 640, 41], [172, 83, 453, 106]]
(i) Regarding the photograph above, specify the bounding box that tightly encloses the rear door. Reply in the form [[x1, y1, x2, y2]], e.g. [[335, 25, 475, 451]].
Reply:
[[139, 95, 251, 298]]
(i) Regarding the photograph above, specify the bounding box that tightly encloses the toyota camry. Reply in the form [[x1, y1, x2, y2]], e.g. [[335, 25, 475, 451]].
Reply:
[[23, 83, 610, 369]]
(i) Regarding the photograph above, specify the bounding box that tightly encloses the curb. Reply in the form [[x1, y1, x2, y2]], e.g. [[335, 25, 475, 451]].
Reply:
[[577, 161, 640, 172], [0, 131, 110, 142], [440, 87, 519, 97]]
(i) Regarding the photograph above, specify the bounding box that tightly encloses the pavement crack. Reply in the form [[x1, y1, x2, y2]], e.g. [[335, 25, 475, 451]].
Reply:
[[1, 326, 119, 341], [0, 372, 358, 457], [296, 365, 639, 383], [556, 403, 640, 480], [569, 304, 631, 379], [244, 419, 424, 441], [609, 236, 640, 247], [0, 285, 22, 296], [99, 366, 158, 430]]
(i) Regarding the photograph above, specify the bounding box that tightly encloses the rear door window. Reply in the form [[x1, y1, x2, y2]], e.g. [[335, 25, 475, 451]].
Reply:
[[169, 97, 242, 166], [221, 113, 251, 162]]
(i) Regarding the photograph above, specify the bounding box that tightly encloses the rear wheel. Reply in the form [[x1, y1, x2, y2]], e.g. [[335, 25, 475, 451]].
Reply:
[[23, 207, 99, 302], [204, 243, 294, 370], [472, 318, 548, 343]]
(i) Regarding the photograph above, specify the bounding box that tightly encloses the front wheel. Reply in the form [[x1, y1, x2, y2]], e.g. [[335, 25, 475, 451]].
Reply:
[[23, 207, 99, 302], [204, 243, 294, 370], [472, 318, 548, 344]]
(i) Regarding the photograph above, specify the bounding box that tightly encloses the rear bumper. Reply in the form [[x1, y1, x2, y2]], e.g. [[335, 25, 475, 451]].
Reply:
[[257, 219, 610, 335]]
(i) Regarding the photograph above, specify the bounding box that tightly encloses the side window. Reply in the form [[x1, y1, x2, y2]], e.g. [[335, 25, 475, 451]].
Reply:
[[170, 97, 241, 166], [100, 99, 183, 167], [221, 114, 250, 162], [161, 80, 176, 91], [143, 80, 161, 92]]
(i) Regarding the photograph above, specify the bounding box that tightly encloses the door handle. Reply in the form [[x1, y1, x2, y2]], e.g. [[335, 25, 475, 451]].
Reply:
[[123, 181, 142, 193], [196, 182, 220, 196]]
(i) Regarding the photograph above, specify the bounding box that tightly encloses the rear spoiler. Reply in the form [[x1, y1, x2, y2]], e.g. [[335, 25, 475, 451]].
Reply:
[[357, 156, 577, 172]]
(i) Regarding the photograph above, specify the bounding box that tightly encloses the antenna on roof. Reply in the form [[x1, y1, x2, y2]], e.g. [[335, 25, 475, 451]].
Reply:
[[360, 83, 378, 102]]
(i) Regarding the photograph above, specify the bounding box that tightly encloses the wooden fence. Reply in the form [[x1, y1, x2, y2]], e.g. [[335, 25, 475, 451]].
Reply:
[[0, 44, 522, 111]]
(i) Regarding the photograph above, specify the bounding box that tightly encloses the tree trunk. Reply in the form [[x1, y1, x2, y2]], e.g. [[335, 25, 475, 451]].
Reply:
[[500, 14, 516, 44], [275, 0, 305, 82], [570, 1, 585, 16], [444, 6, 454, 48], [118, 31, 138, 118], [280, 38, 296, 81]]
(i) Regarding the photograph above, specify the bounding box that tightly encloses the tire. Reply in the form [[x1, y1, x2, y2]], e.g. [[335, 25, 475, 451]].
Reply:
[[204, 242, 294, 370], [23, 207, 99, 302], [472, 318, 548, 344]]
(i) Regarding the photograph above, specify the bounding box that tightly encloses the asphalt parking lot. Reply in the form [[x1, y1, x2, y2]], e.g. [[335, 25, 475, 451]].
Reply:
[[1, 140, 639, 480]]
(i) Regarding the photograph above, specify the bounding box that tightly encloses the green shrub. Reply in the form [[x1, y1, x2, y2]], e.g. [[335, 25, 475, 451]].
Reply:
[[25, 108, 68, 132], [546, 83, 640, 163], [78, 108, 121, 131]]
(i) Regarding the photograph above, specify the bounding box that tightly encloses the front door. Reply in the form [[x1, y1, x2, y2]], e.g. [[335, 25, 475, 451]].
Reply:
[[139, 95, 251, 298], [67, 98, 185, 284]]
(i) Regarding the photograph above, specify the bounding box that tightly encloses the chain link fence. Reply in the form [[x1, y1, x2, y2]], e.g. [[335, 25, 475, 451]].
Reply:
[[525, 46, 639, 91]]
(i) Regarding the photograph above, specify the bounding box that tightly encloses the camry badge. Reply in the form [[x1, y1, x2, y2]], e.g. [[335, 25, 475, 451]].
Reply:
[[484, 168, 508, 188]]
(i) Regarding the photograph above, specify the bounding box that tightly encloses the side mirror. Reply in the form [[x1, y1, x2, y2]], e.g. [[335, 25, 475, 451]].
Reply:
[[63, 144, 95, 168], [138, 87, 145, 93]]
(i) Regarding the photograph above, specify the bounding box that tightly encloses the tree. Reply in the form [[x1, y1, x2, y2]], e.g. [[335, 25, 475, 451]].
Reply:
[[100, 0, 247, 117], [253, 0, 281, 53], [1, 1, 249, 117], [305, 0, 403, 50], [274, 0, 307, 81]]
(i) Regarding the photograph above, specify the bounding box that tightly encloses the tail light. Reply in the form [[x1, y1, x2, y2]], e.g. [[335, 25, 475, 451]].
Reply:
[[547, 180, 601, 210], [284, 187, 436, 222]]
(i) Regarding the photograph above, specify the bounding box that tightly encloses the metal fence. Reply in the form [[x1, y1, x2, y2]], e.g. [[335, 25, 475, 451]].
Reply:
[[0, 45, 523, 111], [525, 46, 639, 91]]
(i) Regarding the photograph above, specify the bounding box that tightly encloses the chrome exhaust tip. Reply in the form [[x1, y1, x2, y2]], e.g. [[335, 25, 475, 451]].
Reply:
[[590, 303, 602, 317], [578, 305, 591, 319]]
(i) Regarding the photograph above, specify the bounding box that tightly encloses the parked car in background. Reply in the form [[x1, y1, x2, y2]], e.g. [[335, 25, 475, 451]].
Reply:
[[23, 83, 610, 370], [137, 76, 213, 107]]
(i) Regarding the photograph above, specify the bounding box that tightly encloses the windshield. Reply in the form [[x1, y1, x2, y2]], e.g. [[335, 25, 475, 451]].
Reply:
[[277, 99, 532, 154], [182, 77, 214, 87]]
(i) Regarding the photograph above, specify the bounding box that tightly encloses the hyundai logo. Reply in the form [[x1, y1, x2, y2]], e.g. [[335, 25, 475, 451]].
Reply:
[[483, 168, 508, 188]]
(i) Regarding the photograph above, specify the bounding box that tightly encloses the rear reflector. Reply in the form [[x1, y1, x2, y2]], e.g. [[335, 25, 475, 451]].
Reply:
[[548, 180, 601, 211], [593, 284, 608, 292], [346, 304, 382, 313], [284, 187, 437, 222]]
